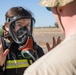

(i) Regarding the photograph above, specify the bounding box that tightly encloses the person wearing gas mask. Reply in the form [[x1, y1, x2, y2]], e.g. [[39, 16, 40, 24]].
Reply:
[[23, 0, 76, 75], [0, 7, 44, 75]]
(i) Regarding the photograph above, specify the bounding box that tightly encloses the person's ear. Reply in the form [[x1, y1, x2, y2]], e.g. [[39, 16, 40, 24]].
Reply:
[[57, 7, 62, 14]]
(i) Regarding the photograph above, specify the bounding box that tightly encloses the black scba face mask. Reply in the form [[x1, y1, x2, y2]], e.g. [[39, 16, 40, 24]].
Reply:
[[9, 17, 35, 44], [8, 17, 37, 61]]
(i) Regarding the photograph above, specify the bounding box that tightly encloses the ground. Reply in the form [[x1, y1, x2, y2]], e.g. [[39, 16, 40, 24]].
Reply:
[[33, 27, 65, 53]]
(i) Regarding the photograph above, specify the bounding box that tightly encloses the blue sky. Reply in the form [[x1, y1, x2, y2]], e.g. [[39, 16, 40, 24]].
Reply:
[[0, 0, 56, 27]]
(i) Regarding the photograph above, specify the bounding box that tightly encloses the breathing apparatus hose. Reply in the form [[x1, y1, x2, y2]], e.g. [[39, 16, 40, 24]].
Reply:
[[21, 50, 36, 61]]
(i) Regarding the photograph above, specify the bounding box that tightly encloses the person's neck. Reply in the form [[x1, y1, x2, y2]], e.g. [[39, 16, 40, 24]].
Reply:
[[63, 15, 76, 37]]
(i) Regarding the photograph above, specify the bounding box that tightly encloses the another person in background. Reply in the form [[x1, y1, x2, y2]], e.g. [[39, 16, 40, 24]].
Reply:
[[23, 0, 76, 75], [0, 6, 44, 75]]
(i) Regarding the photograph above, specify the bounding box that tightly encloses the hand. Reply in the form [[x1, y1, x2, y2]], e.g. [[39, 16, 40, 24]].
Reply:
[[0, 44, 9, 66], [46, 36, 61, 52]]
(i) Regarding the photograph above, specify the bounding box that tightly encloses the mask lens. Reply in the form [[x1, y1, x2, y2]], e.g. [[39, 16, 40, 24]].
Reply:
[[15, 22, 31, 32], [15, 19, 31, 31], [9, 18, 32, 44]]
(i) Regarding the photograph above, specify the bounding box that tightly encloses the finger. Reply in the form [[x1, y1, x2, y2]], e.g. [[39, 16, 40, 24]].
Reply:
[[57, 36, 61, 44], [3, 49, 9, 57], [0, 44, 3, 54], [46, 43, 51, 51], [52, 37, 56, 48]]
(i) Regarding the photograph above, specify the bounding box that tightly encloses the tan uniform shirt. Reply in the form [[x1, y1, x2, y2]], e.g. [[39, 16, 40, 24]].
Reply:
[[23, 34, 76, 75]]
